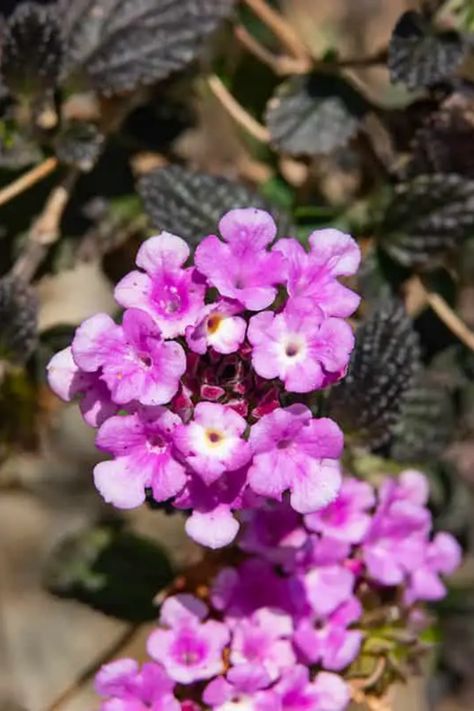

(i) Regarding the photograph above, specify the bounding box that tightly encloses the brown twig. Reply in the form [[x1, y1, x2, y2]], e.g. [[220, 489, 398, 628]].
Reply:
[[207, 75, 270, 143], [351, 655, 387, 691], [0, 157, 58, 208], [11, 169, 79, 282], [350, 686, 391, 711], [416, 276, 474, 352], [317, 49, 389, 71], [45, 623, 141, 711], [234, 24, 308, 75], [243, 0, 310, 64]]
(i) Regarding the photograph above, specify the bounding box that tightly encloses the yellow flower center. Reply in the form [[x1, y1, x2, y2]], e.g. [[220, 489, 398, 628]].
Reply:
[[207, 313, 223, 335], [205, 428, 224, 446]]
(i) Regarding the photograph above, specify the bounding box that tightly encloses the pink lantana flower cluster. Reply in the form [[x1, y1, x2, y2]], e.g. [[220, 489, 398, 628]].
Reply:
[[47, 208, 360, 548], [95, 470, 461, 711]]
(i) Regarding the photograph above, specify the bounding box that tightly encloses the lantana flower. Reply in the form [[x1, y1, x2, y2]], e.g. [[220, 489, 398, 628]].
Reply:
[[47, 346, 117, 427], [174, 467, 249, 549], [174, 402, 251, 485], [248, 405, 343, 513], [115, 232, 206, 338], [186, 299, 246, 355], [195, 208, 286, 310], [248, 305, 354, 392], [94, 406, 185, 509], [305, 477, 375, 543], [72, 308, 186, 406], [47, 208, 360, 541], [294, 597, 363, 672], [274, 666, 350, 711], [203, 665, 279, 710], [147, 595, 229, 684], [94, 470, 461, 711], [95, 658, 179, 711], [230, 608, 296, 681], [274, 228, 361, 318]]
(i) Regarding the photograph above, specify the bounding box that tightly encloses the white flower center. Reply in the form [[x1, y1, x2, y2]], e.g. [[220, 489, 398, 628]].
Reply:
[[190, 424, 235, 459], [218, 698, 255, 711], [279, 334, 307, 365]]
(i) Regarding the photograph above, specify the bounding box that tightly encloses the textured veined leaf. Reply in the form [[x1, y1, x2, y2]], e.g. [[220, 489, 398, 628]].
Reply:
[[327, 298, 420, 450], [380, 174, 474, 269], [138, 165, 291, 245], [388, 11, 464, 90], [44, 525, 174, 622], [391, 371, 454, 463], [1, 2, 63, 96], [0, 274, 38, 363], [265, 72, 368, 156], [54, 121, 105, 172], [410, 91, 474, 178], [59, 0, 235, 94]]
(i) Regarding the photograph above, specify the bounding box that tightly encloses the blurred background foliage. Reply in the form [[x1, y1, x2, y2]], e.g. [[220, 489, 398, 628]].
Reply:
[[0, 0, 474, 709]]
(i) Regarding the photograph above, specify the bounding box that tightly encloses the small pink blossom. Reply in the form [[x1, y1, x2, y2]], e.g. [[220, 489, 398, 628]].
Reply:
[[274, 229, 360, 318], [195, 208, 286, 310], [95, 659, 179, 711], [362, 471, 432, 586], [248, 405, 343, 514], [274, 666, 349, 711], [248, 306, 354, 392], [115, 232, 205, 338], [186, 299, 246, 355], [174, 467, 248, 549], [239, 501, 307, 567], [94, 407, 185, 509], [72, 309, 186, 406], [405, 531, 462, 604], [294, 598, 362, 672], [303, 565, 355, 619], [230, 608, 296, 681], [47, 346, 117, 427], [211, 558, 296, 618], [305, 477, 375, 544], [147, 595, 229, 684], [295, 621, 362, 672], [203, 665, 278, 710], [174, 402, 251, 485]]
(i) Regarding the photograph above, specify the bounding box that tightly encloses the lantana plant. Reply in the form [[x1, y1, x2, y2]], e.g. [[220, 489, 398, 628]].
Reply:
[[47, 209, 461, 709]]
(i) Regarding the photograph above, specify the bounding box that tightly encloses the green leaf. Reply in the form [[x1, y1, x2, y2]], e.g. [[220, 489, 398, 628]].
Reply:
[[44, 524, 174, 622], [1, 2, 63, 97], [410, 92, 474, 178], [265, 72, 369, 157], [388, 11, 465, 90], [0, 274, 38, 364], [390, 371, 455, 463], [138, 165, 291, 245], [54, 121, 105, 172], [327, 298, 420, 449], [380, 174, 474, 269], [59, 0, 235, 94]]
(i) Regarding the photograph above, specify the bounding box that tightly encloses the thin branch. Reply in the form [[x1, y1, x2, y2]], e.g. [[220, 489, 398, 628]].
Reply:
[[207, 75, 270, 143], [243, 0, 310, 64], [350, 686, 391, 711], [350, 655, 387, 690], [11, 169, 79, 282], [417, 277, 474, 352], [318, 49, 388, 70], [234, 24, 308, 75], [45, 623, 141, 711], [0, 157, 58, 208]]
